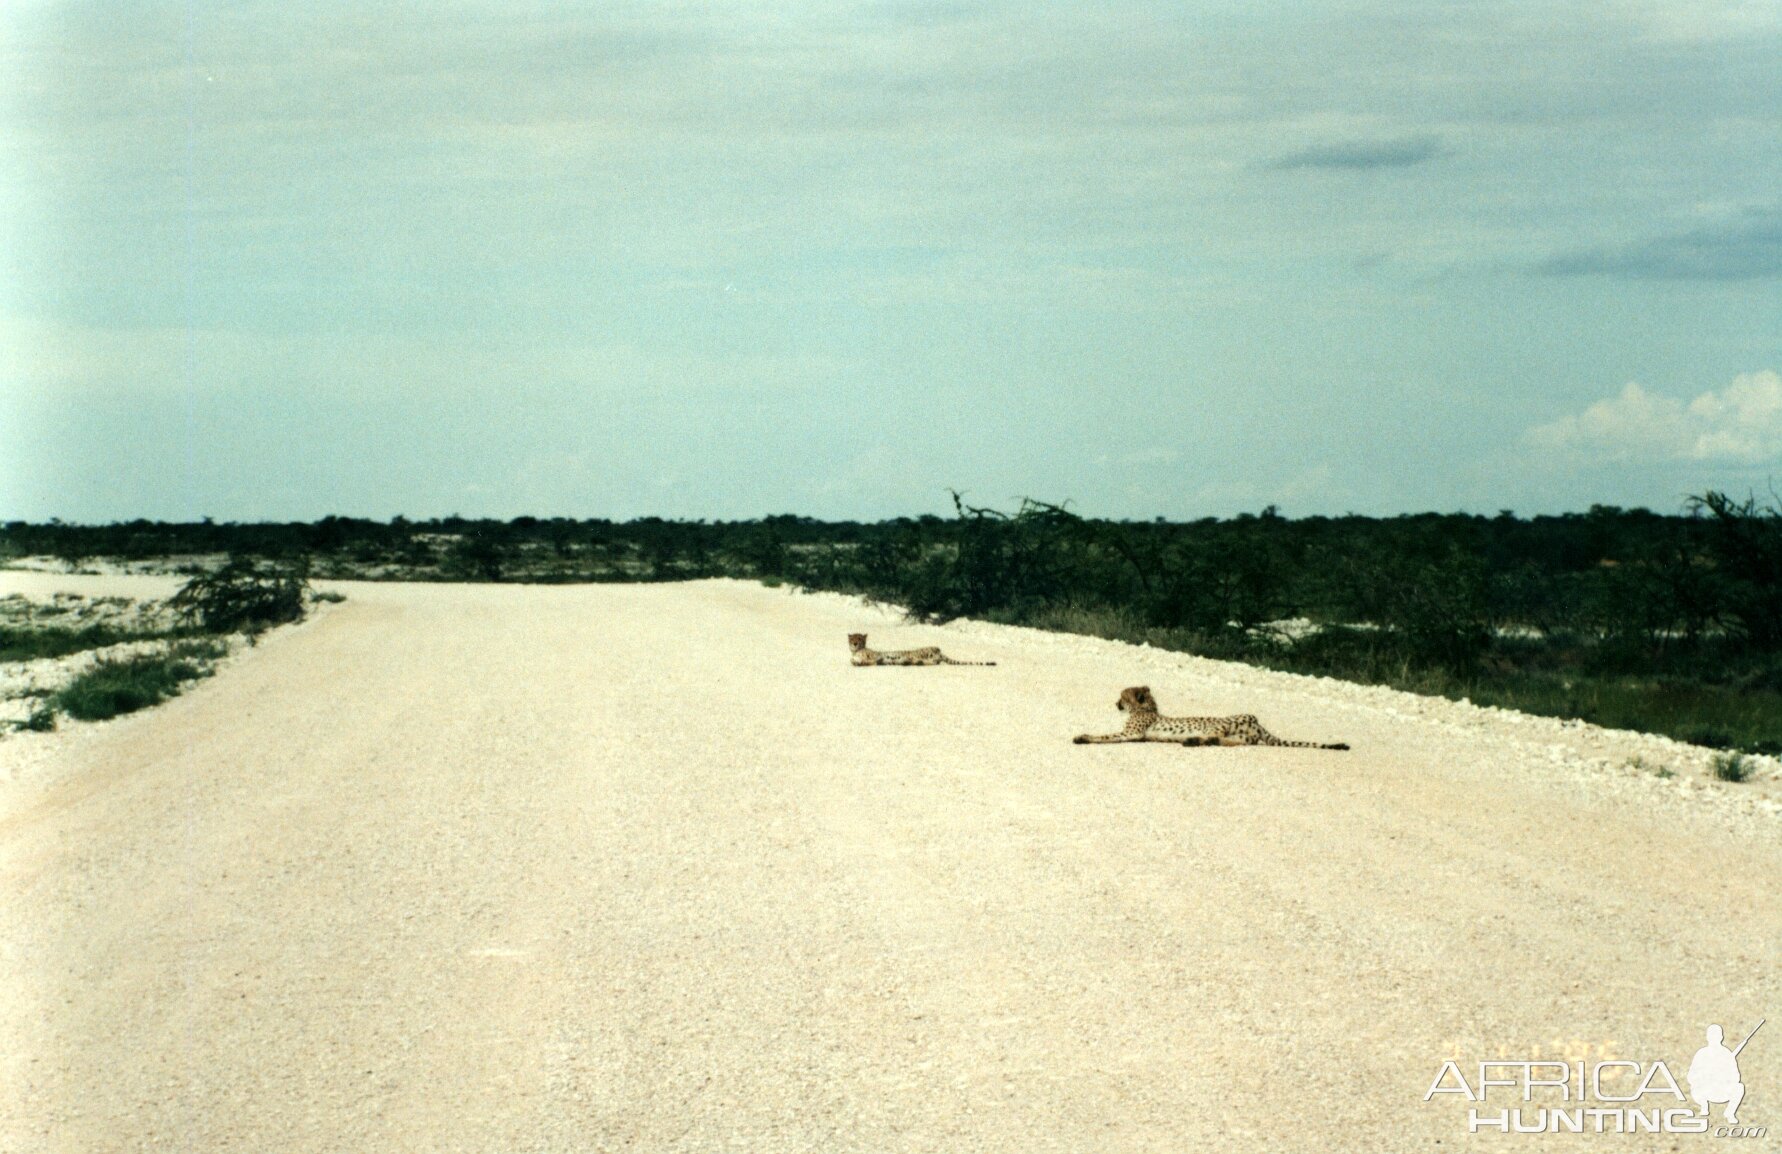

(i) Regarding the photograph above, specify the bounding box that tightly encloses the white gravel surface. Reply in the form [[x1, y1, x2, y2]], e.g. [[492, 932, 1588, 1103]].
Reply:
[[1, 575, 1777, 1152]]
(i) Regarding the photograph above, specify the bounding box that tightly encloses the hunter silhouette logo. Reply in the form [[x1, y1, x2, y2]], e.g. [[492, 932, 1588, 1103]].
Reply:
[[1690, 1020, 1761, 1124], [1425, 1018, 1766, 1137]]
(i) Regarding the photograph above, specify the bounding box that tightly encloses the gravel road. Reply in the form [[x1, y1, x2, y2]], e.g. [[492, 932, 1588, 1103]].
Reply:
[[2, 576, 1777, 1152]]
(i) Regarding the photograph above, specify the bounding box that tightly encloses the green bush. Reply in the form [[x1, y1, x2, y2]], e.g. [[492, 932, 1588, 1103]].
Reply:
[[1691, 491, 1782, 649], [1712, 752, 1753, 783], [15, 703, 57, 732], [899, 495, 1094, 622], [52, 641, 224, 721], [168, 557, 309, 634], [445, 533, 507, 581]]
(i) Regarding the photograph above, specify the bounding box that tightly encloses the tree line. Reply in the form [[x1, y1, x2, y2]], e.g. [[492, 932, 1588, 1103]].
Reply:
[[6, 493, 1779, 750]]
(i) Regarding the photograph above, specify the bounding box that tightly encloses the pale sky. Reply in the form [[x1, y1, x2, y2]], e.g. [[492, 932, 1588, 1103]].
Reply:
[[3, 1, 1779, 522]]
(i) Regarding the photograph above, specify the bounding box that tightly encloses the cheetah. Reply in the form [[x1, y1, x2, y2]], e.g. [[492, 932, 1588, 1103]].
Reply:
[[1073, 686, 1348, 749], [848, 633, 995, 667]]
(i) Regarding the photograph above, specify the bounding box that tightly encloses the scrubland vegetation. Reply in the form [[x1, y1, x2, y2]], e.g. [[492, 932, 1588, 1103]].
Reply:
[[1, 560, 322, 730], [5, 491, 1779, 754]]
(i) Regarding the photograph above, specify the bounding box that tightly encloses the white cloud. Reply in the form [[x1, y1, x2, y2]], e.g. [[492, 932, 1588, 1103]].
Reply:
[[1526, 370, 1782, 463], [1686, 371, 1782, 459]]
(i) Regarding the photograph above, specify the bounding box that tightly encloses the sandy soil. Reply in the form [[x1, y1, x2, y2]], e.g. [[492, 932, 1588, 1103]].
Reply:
[[1, 576, 1777, 1152]]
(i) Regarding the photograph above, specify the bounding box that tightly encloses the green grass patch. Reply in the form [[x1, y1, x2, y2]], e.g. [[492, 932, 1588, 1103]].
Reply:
[[1712, 752, 1753, 783], [1447, 676, 1782, 755], [13, 703, 58, 732], [51, 640, 228, 722], [0, 624, 174, 663], [1625, 756, 1676, 779]]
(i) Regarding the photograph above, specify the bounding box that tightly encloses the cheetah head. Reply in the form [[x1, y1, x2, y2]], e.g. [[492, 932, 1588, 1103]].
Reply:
[[847, 633, 868, 651], [1117, 686, 1156, 713]]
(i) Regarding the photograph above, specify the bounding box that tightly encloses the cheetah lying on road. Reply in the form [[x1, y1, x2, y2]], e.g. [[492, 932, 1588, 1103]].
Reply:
[[1074, 686, 1349, 749], [848, 633, 995, 667]]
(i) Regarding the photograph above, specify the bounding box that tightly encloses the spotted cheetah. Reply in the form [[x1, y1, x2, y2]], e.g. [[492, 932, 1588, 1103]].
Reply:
[[848, 633, 995, 667], [1074, 686, 1349, 749]]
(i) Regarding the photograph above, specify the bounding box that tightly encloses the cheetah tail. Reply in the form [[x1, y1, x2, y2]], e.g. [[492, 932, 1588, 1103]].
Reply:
[[1278, 738, 1350, 750], [942, 658, 997, 666]]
